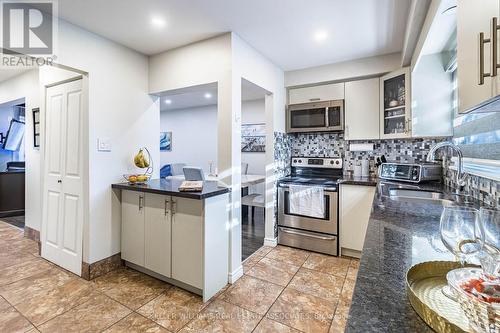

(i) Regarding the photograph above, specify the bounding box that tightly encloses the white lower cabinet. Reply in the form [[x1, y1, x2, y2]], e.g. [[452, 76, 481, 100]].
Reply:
[[340, 185, 376, 257], [171, 197, 203, 289], [121, 190, 145, 266], [144, 193, 171, 278], [120, 190, 229, 302]]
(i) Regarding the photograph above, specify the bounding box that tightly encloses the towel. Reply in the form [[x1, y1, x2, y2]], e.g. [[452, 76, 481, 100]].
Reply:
[[289, 185, 325, 218]]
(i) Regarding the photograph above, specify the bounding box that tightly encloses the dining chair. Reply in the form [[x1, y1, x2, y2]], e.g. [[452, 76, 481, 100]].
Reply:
[[171, 163, 186, 176], [183, 167, 205, 181]]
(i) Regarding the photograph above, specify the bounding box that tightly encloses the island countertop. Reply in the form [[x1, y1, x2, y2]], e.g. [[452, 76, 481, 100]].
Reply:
[[345, 181, 483, 332], [112, 179, 230, 200]]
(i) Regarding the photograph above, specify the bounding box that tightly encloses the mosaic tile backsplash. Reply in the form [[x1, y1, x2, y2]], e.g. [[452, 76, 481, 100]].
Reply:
[[291, 133, 447, 175], [443, 161, 500, 208], [275, 131, 499, 208]]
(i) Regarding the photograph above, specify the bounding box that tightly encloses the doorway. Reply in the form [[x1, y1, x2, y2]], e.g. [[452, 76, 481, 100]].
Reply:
[[156, 83, 218, 179], [0, 98, 26, 228], [240, 79, 268, 260]]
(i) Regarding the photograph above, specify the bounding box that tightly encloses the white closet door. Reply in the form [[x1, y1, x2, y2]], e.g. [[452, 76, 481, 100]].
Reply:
[[42, 79, 84, 276]]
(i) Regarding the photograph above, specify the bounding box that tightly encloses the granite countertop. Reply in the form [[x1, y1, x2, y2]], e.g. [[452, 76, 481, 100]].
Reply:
[[0, 170, 25, 174], [111, 178, 230, 200], [338, 175, 378, 186], [345, 180, 482, 332]]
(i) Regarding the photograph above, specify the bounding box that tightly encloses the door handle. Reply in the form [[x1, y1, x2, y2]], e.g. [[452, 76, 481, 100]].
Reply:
[[138, 196, 144, 211], [309, 98, 321, 102], [164, 199, 170, 216], [171, 200, 177, 215], [491, 17, 500, 77], [479, 32, 492, 85], [279, 227, 336, 241], [57, 180, 62, 183]]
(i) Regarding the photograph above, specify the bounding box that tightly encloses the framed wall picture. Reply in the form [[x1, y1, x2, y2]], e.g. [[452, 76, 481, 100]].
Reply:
[[241, 123, 265, 153], [32, 108, 40, 148], [160, 131, 172, 151]]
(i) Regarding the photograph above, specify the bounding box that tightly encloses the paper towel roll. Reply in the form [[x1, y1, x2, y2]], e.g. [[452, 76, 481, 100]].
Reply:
[[354, 164, 362, 177], [361, 160, 369, 177]]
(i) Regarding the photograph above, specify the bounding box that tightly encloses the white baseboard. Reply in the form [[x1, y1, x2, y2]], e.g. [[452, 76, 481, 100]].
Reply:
[[228, 265, 243, 284], [264, 237, 278, 247]]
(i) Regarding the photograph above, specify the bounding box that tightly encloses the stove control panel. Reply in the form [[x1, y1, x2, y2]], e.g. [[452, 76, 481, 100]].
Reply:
[[291, 157, 343, 169]]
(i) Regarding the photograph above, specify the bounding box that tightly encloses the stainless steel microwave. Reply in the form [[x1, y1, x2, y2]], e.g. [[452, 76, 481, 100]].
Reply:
[[286, 100, 344, 133]]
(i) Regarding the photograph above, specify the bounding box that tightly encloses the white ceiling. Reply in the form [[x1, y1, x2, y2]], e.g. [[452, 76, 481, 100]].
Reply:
[[160, 79, 267, 111], [58, 0, 411, 71]]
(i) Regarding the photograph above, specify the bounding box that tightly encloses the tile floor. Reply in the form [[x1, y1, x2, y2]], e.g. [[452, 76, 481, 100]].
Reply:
[[0, 221, 359, 333]]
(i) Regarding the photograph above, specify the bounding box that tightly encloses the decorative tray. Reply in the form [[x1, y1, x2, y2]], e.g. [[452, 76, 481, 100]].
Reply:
[[406, 261, 472, 333]]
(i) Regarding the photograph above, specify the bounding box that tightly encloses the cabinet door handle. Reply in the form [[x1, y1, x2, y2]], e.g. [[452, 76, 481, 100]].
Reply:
[[404, 118, 411, 135], [479, 32, 492, 85], [309, 98, 321, 102], [492, 17, 500, 77], [138, 196, 144, 211], [171, 200, 177, 215], [164, 199, 170, 216]]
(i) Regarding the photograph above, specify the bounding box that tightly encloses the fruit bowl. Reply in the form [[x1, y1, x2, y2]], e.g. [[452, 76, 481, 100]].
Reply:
[[123, 174, 150, 185]]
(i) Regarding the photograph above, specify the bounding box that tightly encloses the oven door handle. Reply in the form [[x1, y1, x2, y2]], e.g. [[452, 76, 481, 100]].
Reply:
[[278, 184, 337, 192], [279, 228, 336, 241]]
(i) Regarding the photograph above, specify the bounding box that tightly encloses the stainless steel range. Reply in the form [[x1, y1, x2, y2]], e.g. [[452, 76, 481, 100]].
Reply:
[[278, 157, 342, 256]]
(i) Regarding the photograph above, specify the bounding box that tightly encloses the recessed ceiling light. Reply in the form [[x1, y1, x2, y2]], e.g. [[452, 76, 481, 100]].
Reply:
[[165, 99, 172, 104], [151, 16, 167, 28], [204, 93, 212, 99], [314, 30, 328, 42]]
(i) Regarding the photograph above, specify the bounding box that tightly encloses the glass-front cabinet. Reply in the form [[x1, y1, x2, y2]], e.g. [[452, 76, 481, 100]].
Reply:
[[379, 67, 412, 139]]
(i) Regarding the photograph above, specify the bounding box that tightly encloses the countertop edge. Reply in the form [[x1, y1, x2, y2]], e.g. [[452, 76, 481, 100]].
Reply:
[[338, 177, 378, 187], [111, 182, 230, 200]]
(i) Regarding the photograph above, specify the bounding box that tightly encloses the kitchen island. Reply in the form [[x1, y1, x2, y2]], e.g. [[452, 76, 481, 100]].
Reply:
[[345, 180, 481, 332], [112, 179, 230, 302]]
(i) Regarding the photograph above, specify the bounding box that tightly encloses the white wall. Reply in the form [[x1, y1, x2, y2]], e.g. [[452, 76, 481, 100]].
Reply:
[[149, 34, 232, 94], [160, 105, 217, 172], [0, 70, 40, 232], [231, 33, 285, 261], [284, 52, 401, 88], [241, 99, 266, 175], [44, 19, 159, 264]]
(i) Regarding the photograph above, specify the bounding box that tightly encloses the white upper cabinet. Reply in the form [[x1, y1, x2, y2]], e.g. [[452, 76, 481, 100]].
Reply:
[[344, 78, 380, 140], [380, 67, 412, 139], [289, 83, 345, 104], [457, 0, 500, 113]]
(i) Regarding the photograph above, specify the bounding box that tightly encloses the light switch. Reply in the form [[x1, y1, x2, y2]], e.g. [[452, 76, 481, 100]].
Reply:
[[97, 137, 112, 152]]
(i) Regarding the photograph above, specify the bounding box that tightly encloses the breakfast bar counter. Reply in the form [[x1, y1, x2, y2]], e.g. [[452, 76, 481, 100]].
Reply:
[[111, 178, 230, 199], [345, 181, 483, 332], [112, 178, 230, 302]]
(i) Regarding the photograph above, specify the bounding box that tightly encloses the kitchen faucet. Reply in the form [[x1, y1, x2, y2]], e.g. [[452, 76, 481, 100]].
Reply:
[[426, 142, 468, 192]]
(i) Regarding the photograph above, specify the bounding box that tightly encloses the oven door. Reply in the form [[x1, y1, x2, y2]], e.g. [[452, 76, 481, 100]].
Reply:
[[278, 184, 338, 234], [287, 102, 329, 133], [327, 100, 344, 131]]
